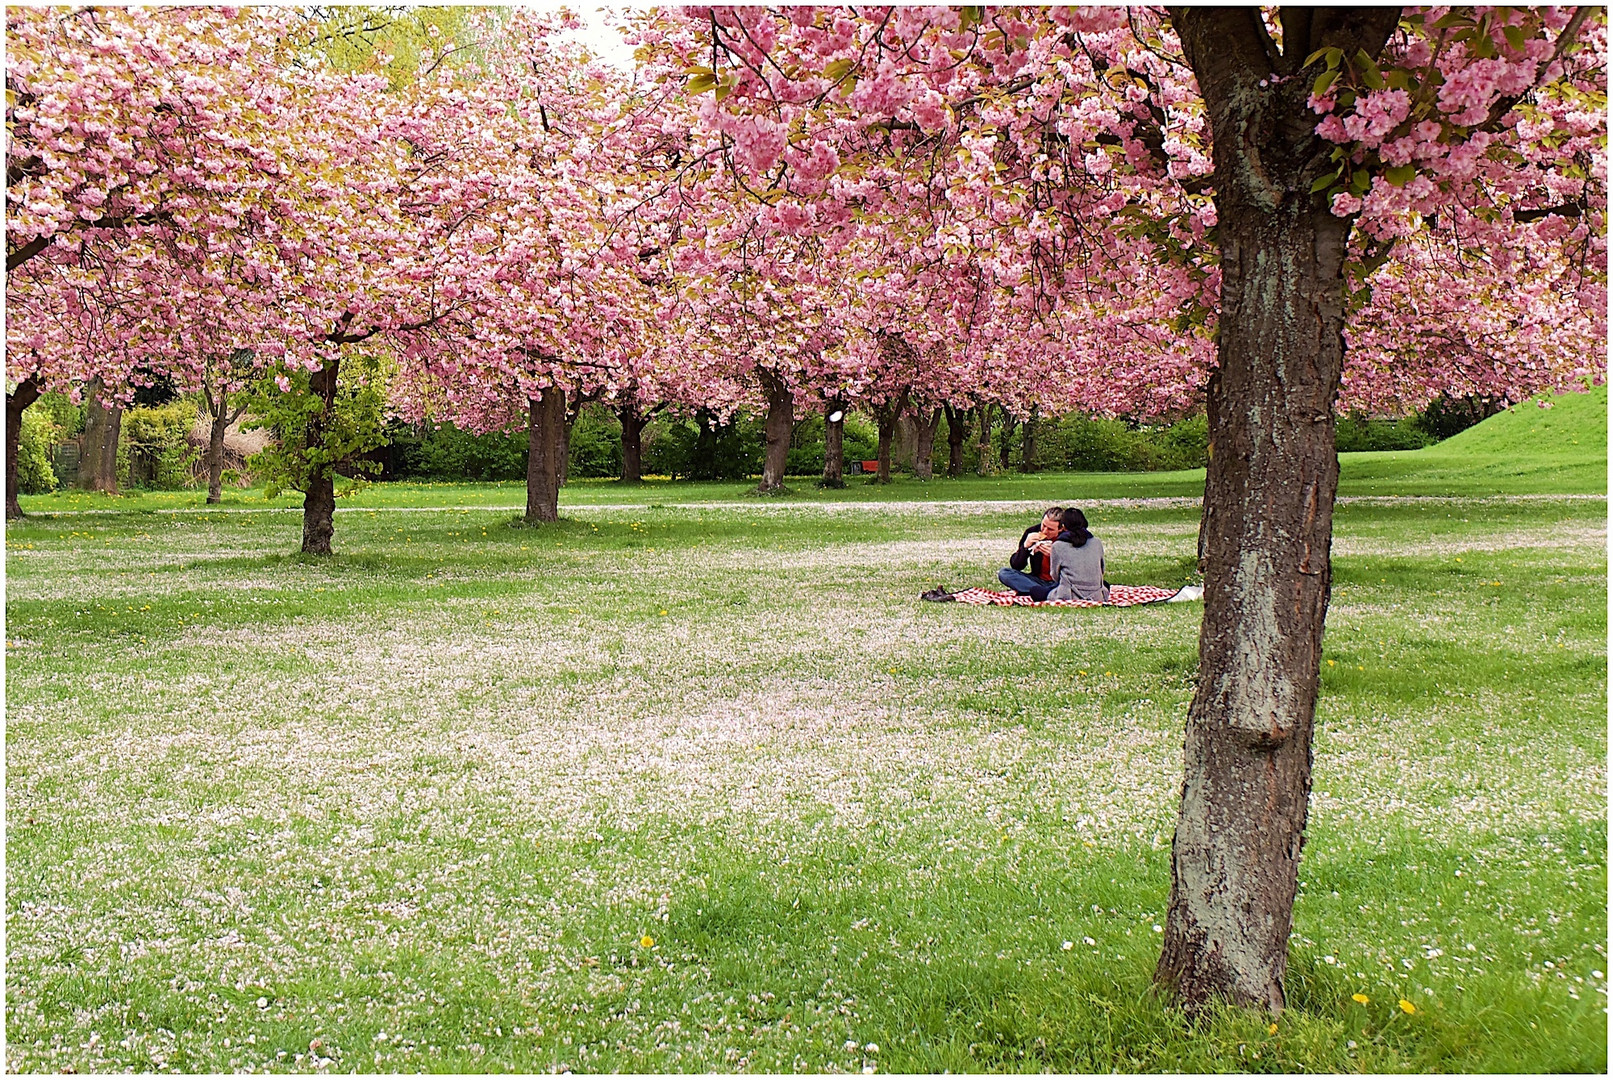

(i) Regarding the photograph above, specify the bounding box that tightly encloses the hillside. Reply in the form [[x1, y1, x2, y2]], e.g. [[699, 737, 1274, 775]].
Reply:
[[1338, 382, 1608, 496]]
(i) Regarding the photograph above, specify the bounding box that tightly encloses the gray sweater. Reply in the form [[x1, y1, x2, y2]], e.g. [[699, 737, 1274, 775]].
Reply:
[[1047, 534, 1109, 602]]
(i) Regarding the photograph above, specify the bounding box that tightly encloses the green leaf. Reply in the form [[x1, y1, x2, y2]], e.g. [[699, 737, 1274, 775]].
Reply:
[[1310, 170, 1340, 194], [823, 57, 855, 83], [1356, 50, 1385, 90], [1303, 46, 1341, 69], [1503, 24, 1527, 52], [1384, 164, 1417, 187], [1472, 33, 1497, 59], [1432, 11, 1474, 30], [1313, 68, 1340, 97], [686, 73, 717, 94], [1350, 169, 1371, 195], [959, 5, 983, 31]]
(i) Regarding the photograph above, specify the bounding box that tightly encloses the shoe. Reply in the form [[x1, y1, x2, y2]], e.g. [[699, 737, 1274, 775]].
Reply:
[[921, 587, 956, 602], [1168, 585, 1204, 603]]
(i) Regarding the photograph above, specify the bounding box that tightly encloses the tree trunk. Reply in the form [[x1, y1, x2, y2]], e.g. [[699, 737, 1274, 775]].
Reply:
[[300, 356, 342, 555], [998, 414, 1017, 471], [525, 386, 565, 523], [944, 404, 968, 478], [821, 401, 846, 488], [78, 378, 121, 494], [619, 405, 647, 484], [974, 402, 995, 476], [913, 407, 942, 481], [871, 393, 907, 484], [205, 390, 229, 504], [558, 409, 573, 488], [6, 375, 42, 519], [1156, 5, 1399, 1015], [756, 369, 793, 494], [1020, 406, 1038, 473]]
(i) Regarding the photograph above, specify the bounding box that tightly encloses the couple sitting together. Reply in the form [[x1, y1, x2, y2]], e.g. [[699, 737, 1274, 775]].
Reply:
[[998, 506, 1109, 604]]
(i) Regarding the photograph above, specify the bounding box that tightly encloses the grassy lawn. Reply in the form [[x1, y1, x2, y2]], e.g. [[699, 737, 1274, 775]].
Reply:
[[6, 389, 1606, 1072]]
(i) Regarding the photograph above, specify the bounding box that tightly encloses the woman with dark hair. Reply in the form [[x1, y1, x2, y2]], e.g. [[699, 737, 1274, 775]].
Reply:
[[1047, 507, 1110, 603]]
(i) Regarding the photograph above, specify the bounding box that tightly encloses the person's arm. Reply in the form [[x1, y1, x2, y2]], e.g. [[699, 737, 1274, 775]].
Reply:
[[1008, 526, 1037, 571]]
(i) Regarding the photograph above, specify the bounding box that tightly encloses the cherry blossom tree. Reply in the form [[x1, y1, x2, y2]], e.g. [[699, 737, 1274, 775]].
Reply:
[[680, 3, 1605, 1012]]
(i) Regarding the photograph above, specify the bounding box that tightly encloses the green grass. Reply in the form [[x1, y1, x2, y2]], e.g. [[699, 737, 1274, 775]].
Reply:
[[18, 383, 1605, 516], [5, 387, 1606, 1072]]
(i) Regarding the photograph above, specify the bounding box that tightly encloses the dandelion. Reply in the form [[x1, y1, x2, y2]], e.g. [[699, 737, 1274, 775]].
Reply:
[[1352, 993, 1370, 1004], [1267, 1022, 1278, 1035], [639, 934, 655, 948], [1398, 999, 1416, 1014]]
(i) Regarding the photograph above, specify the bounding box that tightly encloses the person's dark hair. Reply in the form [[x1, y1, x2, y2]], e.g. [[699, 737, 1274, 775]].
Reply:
[[1042, 506, 1063, 520], [1060, 507, 1091, 547]]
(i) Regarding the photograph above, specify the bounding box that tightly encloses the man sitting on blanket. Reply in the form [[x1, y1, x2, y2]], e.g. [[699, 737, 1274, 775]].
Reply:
[[997, 507, 1063, 602]]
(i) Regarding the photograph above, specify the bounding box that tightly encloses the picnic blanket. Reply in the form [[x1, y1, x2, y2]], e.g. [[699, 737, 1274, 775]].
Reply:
[[949, 584, 1194, 608]]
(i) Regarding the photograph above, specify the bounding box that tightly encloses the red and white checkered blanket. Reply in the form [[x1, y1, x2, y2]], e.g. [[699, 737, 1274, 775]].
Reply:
[[950, 585, 1184, 608]]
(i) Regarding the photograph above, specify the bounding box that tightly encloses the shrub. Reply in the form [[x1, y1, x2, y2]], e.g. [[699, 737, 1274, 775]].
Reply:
[[1334, 415, 1437, 452], [117, 400, 198, 490], [17, 408, 61, 494], [390, 422, 528, 482], [642, 411, 764, 480], [568, 404, 624, 478]]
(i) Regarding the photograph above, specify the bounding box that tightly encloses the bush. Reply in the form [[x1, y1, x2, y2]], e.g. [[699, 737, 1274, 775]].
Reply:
[[17, 408, 61, 494], [117, 400, 198, 490], [390, 421, 528, 482], [642, 411, 764, 480], [568, 404, 623, 479], [1334, 415, 1437, 452]]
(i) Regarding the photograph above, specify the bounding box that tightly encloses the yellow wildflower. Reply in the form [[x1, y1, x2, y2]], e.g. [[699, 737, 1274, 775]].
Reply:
[[1398, 999, 1416, 1014], [639, 934, 655, 949], [1352, 993, 1370, 1004]]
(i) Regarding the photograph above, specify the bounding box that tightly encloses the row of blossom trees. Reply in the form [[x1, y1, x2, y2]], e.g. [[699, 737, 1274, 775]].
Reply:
[[5, 4, 1606, 1012]]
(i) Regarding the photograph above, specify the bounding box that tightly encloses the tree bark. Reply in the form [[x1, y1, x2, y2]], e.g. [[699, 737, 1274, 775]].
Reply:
[[78, 378, 121, 494], [821, 401, 846, 488], [202, 383, 242, 505], [6, 375, 42, 519], [913, 406, 942, 480], [619, 404, 647, 484], [756, 368, 794, 494], [525, 386, 566, 523], [558, 408, 573, 488], [870, 392, 907, 483], [1020, 406, 1038, 474], [1155, 5, 1401, 1015], [944, 404, 968, 478], [974, 402, 995, 476], [300, 356, 342, 555], [997, 414, 1017, 471]]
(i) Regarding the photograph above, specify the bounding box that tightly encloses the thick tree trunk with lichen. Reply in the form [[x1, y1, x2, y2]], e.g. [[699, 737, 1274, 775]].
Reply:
[[6, 375, 42, 519], [525, 386, 565, 523], [1154, 5, 1400, 1015], [757, 369, 794, 494]]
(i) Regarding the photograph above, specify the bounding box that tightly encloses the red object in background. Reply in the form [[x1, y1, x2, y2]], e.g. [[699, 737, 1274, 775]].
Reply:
[[861, 460, 879, 472]]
